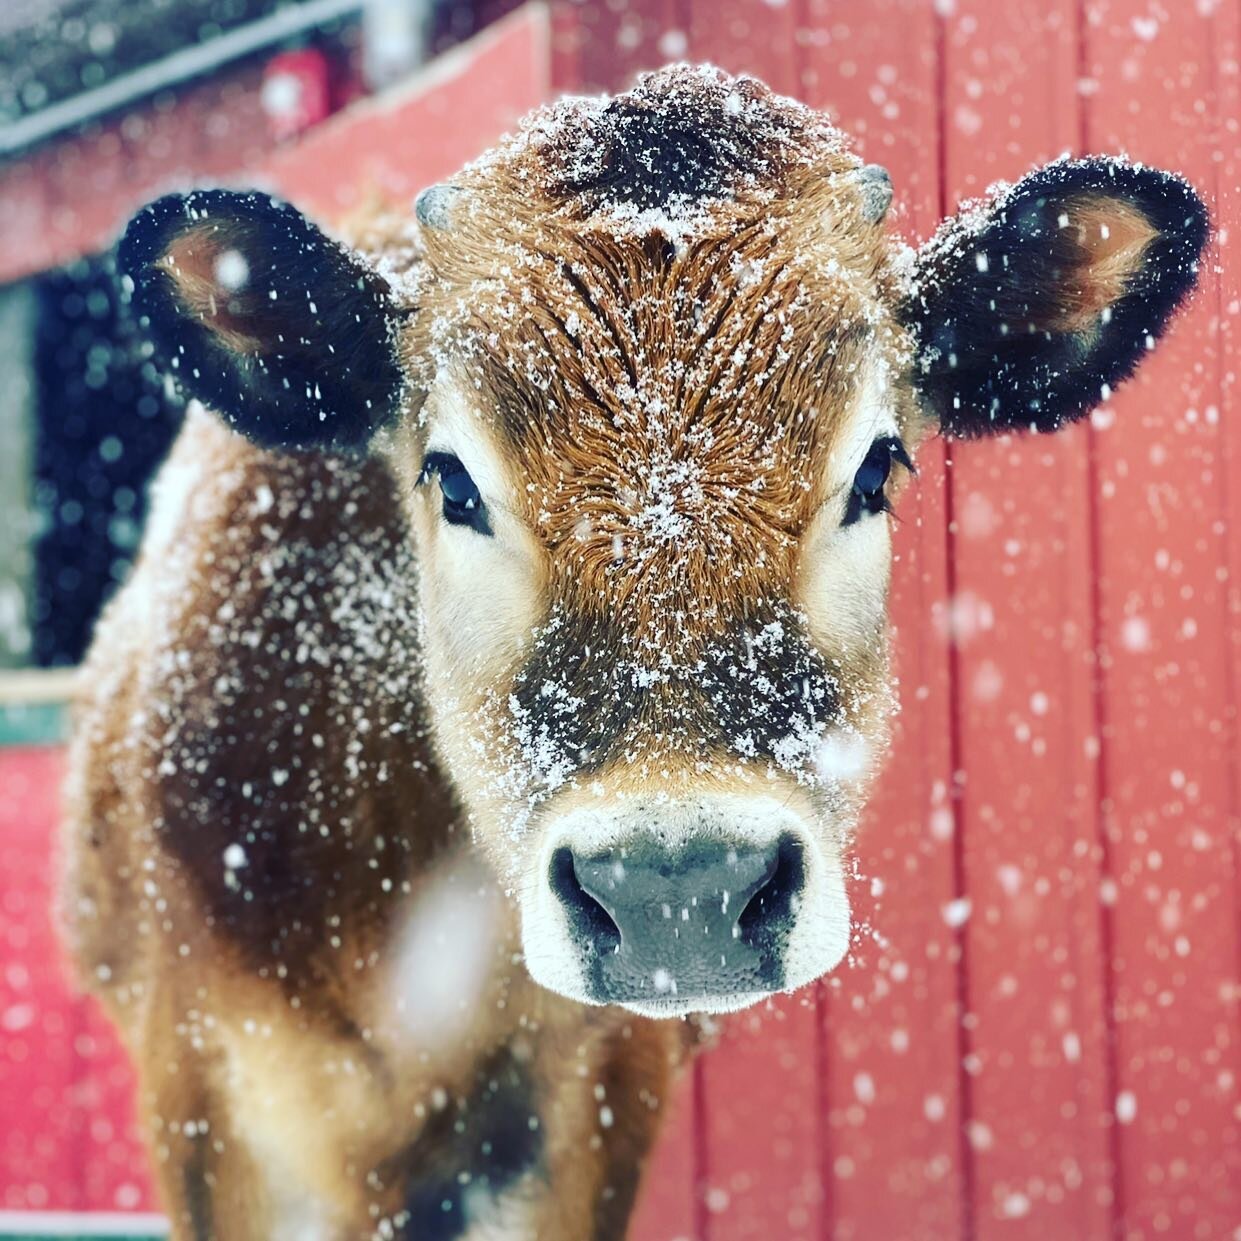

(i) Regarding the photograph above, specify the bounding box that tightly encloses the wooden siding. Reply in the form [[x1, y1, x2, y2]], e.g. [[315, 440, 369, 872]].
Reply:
[[0, 2, 1237, 1237]]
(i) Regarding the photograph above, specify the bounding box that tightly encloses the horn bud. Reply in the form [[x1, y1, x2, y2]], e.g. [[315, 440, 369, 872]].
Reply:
[[855, 164, 893, 224], [415, 183, 465, 230]]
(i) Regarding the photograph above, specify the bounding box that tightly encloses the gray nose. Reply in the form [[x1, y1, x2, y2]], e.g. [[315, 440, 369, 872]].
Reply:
[[549, 836, 804, 1007]]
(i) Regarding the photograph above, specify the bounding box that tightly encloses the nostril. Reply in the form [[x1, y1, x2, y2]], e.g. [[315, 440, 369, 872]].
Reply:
[[550, 847, 621, 955], [737, 835, 805, 949]]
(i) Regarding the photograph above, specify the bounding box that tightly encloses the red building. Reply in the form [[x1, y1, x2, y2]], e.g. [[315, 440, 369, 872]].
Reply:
[[1, 2, 1238, 1239]]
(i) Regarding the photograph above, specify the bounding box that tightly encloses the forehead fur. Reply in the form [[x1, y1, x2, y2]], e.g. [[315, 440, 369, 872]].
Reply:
[[394, 66, 913, 618], [514, 64, 851, 220]]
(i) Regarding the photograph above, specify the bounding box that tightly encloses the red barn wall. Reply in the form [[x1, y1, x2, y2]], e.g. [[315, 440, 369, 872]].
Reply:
[[0, 61, 279, 287], [1, 2, 1237, 1238]]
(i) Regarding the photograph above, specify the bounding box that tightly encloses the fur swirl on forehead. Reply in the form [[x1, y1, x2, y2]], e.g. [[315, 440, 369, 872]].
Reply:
[[485, 252, 874, 609], [527, 64, 849, 216]]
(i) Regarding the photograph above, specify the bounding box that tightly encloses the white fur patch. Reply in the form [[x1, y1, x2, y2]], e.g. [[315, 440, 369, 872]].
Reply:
[[455, 1185, 537, 1241], [142, 401, 211, 557], [796, 357, 898, 653], [268, 1183, 338, 1241], [411, 377, 545, 677]]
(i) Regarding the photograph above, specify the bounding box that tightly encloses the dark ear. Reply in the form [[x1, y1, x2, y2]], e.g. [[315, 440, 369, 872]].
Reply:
[[904, 158, 1208, 437], [117, 189, 405, 451]]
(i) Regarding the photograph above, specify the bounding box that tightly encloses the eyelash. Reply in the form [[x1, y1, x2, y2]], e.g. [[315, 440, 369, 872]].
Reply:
[[842, 436, 913, 527], [418, 451, 492, 536]]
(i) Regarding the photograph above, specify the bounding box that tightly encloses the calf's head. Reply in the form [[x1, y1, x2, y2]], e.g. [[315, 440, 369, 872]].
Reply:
[[119, 67, 1206, 1016]]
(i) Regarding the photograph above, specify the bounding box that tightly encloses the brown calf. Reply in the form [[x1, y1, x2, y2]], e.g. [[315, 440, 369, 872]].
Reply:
[[61, 66, 1206, 1239]]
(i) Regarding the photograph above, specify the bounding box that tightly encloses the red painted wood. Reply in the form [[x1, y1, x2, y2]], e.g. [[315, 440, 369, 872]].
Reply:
[[4, 4, 1240, 1237], [1216, 0, 1241, 1108], [76, 1003, 153, 1215], [0, 747, 155, 1216], [797, 4, 967, 1239], [0, 747, 80, 1211], [686, 0, 799, 86], [0, 63, 276, 286], [627, 1076, 699, 1241], [270, 4, 553, 219], [1082, 2, 1241, 1236], [261, 48, 336, 143], [694, 998, 826, 1241], [0, 7, 542, 286], [941, 3, 1116, 1236], [552, 0, 688, 96]]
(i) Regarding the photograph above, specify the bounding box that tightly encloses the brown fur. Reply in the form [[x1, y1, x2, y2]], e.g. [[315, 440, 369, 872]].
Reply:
[[158, 228, 271, 355]]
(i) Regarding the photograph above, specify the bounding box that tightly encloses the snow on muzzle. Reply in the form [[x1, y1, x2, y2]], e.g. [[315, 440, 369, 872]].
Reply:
[[520, 796, 852, 1016]]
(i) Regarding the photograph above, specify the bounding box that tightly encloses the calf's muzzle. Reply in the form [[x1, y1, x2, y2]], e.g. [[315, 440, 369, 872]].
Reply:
[[549, 835, 805, 1006]]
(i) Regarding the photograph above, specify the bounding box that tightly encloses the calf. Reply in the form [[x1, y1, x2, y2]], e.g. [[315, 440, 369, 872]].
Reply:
[[61, 65, 1206, 1240]]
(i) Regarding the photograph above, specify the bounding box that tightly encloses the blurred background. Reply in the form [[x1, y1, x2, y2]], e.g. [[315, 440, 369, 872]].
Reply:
[[0, 1, 1237, 1239]]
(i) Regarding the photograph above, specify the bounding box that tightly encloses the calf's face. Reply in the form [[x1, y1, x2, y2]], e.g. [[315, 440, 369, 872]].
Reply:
[[119, 67, 1206, 1016]]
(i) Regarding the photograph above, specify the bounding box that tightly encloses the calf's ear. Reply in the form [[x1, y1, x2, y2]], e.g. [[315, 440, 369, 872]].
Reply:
[[903, 158, 1208, 437], [117, 189, 405, 451]]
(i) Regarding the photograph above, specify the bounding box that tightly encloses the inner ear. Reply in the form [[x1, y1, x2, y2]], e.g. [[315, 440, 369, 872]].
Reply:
[[1043, 196, 1159, 334], [158, 223, 274, 355]]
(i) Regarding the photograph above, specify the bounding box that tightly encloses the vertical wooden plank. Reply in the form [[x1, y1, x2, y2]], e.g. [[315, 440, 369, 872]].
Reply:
[[628, 1076, 700, 1241], [551, 0, 688, 95], [680, 13, 824, 1240], [694, 1000, 826, 1241], [940, 3, 1116, 1236], [1214, 0, 1241, 1025], [798, 4, 966, 1239], [1083, 1, 1241, 1235], [1213, 21, 1241, 1235], [0, 747, 80, 1212], [686, 0, 799, 85], [797, 0, 941, 227]]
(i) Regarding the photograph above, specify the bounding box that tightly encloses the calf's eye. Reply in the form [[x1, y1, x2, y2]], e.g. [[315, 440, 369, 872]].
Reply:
[[842, 436, 912, 527], [418, 451, 492, 536]]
